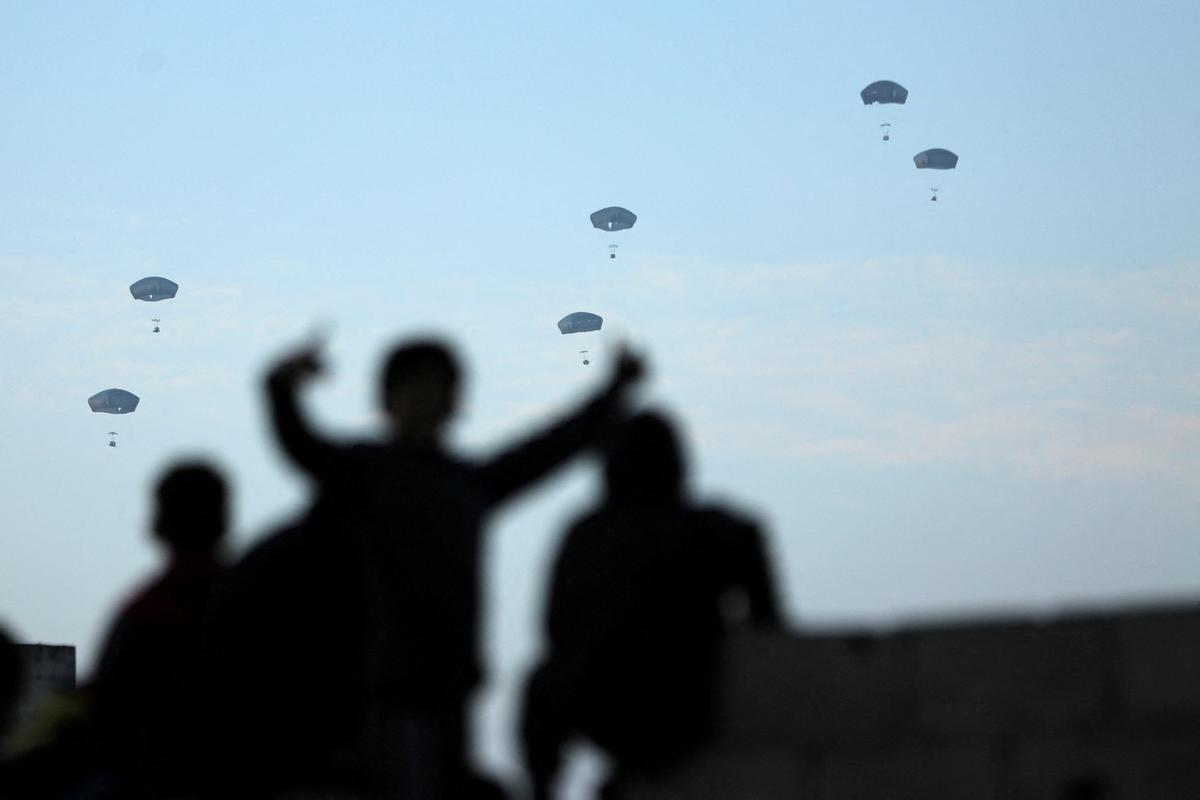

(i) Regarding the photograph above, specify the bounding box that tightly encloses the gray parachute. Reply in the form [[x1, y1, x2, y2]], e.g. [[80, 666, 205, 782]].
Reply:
[[129, 277, 179, 302], [590, 207, 637, 232], [557, 312, 603, 334], [88, 389, 140, 414], [861, 81, 908, 105], [913, 149, 959, 169]]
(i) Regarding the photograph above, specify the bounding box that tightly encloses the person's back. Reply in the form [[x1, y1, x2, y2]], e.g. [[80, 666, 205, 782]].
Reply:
[[523, 413, 780, 796], [178, 499, 372, 798], [554, 505, 769, 760]]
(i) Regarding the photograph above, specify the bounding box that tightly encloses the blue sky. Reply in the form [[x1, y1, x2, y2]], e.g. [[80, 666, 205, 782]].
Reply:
[[2, 0, 1199, 786]]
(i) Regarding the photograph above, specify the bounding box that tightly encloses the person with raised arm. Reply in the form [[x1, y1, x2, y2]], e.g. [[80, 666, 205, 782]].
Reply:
[[265, 336, 645, 799]]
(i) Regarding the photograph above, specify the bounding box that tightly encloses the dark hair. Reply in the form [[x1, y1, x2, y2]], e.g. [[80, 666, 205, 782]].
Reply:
[[605, 411, 686, 506], [154, 462, 228, 554], [380, 339, 461, 408]]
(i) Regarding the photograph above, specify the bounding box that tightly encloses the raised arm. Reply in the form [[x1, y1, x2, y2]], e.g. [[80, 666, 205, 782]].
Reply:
[[478, 347, 646, 507], [264, 343, 344, 481]]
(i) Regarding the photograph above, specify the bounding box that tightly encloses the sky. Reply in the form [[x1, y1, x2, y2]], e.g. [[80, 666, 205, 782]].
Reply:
[[1, 0, 1199, 788]]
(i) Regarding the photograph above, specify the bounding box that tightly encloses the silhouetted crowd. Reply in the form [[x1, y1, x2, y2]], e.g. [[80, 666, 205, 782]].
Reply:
[[0, 336, 780, 800]]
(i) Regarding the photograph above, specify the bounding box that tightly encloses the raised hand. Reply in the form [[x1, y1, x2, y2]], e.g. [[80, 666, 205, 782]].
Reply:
[[605, 344, 647, 397], [267, 340, 326, 388]]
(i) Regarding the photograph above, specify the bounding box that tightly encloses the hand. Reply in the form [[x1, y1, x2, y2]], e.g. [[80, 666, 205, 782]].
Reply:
[[268, 342, 325, 388], [605, 344, 646, 395]]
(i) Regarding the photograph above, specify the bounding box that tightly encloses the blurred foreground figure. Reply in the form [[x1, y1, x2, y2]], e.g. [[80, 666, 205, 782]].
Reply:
[[0, 625, 20, 739], [1, 464, 229, 799], [522, 412, 780, 800], [87, 462, 229, 798], [181, 496, 369, 798], [250, 336, 644, 799]]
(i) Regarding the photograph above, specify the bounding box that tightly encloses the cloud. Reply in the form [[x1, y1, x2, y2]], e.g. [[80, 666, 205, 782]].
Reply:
[[4, 251, 1195, 490], [634, 256, 1200, 488]]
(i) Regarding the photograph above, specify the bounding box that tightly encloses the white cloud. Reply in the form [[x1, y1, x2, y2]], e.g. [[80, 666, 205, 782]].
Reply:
[[628, 256, 1200, 488]]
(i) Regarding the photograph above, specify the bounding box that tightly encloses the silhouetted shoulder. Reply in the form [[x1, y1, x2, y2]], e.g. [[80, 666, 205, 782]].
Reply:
[[683, 503, 762, 551], [561, 507, 606, 536], [689, 503, 760, 531], [687, 504, 780, 625], [106, 558, 221, 633], [548, 508, 612, 580]]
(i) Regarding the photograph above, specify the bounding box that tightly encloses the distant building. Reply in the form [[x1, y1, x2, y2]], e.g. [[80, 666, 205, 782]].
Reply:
[[11, 644, 75, 731], [611, 603, 1200, 799]]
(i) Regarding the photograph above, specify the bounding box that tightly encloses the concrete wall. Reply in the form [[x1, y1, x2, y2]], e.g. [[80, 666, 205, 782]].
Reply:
[[619, 603, 1200, 799]]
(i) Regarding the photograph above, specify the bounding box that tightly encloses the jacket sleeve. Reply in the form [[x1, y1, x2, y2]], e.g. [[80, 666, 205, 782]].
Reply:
[[265, 371, 347, 481], [478, 390, 624, 507]]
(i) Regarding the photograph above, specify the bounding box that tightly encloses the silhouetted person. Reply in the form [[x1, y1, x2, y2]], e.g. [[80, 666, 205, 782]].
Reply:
[[263, 337, 645, 799], [0, 625, 23, 792], [521, 412, 780, 800], [0, 625, 19, 739], [86, 462, 230, 798], [180, 499, 371, 798]]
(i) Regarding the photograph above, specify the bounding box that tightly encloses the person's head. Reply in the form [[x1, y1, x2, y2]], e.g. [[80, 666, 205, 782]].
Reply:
[[380, 338, 462, 443], [605, 411, 687, 506], [152, 462, 229, 556]]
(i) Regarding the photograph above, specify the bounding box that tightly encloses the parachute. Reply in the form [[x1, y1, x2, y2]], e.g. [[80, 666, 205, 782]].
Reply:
[[590, 207, 637, 232], [88, 389, 140, 414], [860, 81, 908, 105], [914, 149, 958, 201], [862, 81, 907, 141], [913, 149, 959, 169], [557, 312, 603, 335], [129, 277, 179, 302]]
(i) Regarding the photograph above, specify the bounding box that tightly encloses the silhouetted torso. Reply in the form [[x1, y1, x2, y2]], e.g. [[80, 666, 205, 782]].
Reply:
[[534, 502, 778, 771], [522, 411, 777, 798], [94, 553, 223, 700], [345, 441, 508, 707], [179, 500, 374, 798], [92, 553, 223, 781], [268, 376, 622, 711]]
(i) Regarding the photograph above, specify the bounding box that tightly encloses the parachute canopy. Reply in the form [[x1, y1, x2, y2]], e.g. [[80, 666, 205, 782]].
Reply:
[[861, 81, 908, 105], [557, 312, 603, 335], [129, 277, 179, 302], [88, 389, 140, 414], [914, 149, 959, 169], [590, 207, 637, 232]]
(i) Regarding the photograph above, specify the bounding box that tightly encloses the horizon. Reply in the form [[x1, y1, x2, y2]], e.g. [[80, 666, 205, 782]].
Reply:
[[2, 0, 1198, 789]]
